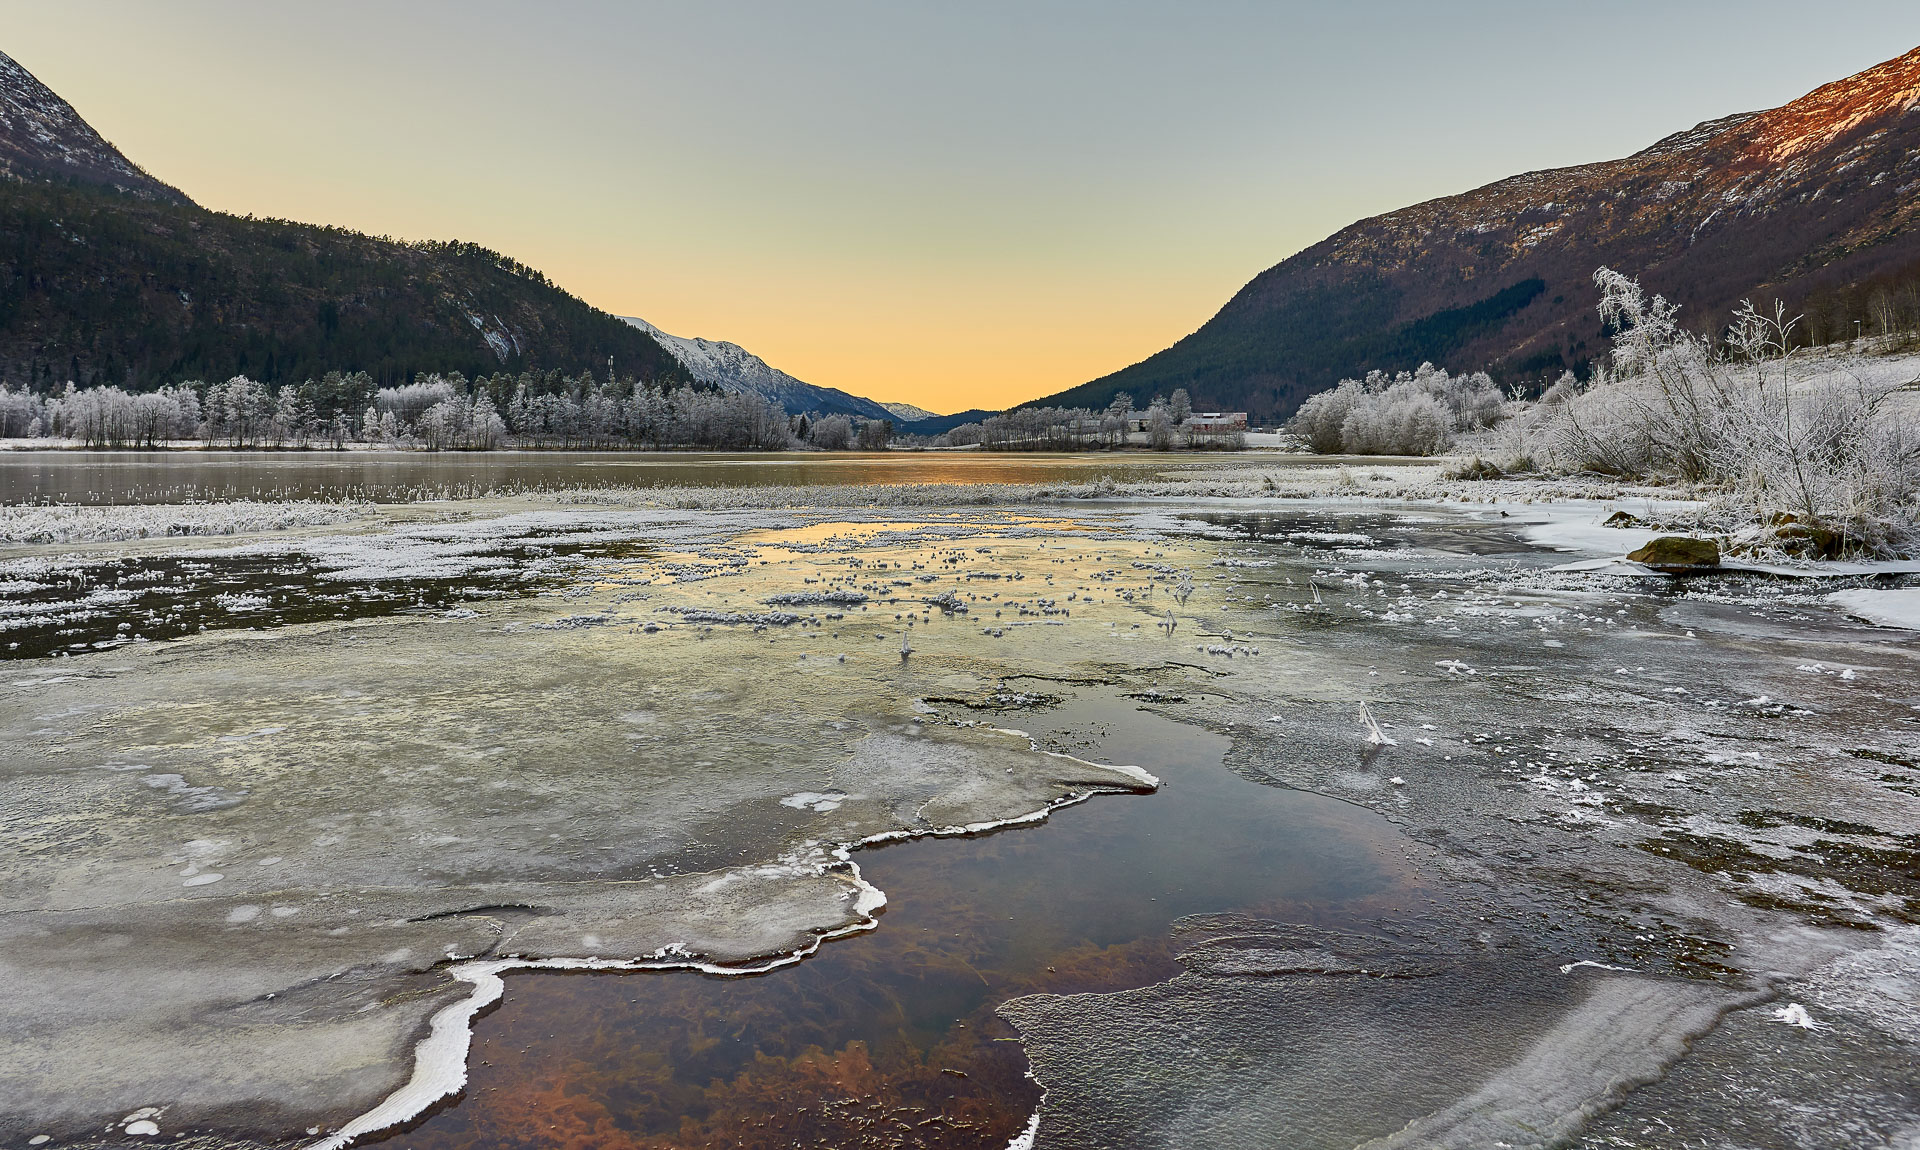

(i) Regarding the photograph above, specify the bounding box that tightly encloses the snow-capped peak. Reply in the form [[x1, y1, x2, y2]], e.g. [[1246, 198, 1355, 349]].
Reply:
[[621, 316, 898, 420]]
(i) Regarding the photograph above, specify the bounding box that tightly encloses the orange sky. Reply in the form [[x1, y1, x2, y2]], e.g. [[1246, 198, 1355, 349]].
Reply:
[[5, 3, 1916, 413]]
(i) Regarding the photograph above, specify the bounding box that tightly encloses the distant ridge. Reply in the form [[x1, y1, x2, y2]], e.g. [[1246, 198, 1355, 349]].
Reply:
[[1032, 44, 1920, 421], [879, 400, 941, 422], [621, 316, 897, 420]]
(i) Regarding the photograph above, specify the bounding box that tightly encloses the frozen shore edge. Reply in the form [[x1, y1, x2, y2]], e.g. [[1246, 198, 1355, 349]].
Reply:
[[309, 747, 1158, 1150]]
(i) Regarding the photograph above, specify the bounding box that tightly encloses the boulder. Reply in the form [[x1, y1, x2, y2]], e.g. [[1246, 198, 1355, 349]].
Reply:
[[1627, 536, 1721, 572]]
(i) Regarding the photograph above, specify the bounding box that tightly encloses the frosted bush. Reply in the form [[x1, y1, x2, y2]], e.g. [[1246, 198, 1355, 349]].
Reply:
[[1290, 363, 1506, 455], [807, 415, 854, 450], [417, 395, 507, 450], [1540, 268, 1920, 554]]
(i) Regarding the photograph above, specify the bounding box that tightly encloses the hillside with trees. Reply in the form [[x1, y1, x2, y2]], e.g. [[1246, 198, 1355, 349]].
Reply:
[[0, 49, 689, 396], [1030, 45, 1920, 421]]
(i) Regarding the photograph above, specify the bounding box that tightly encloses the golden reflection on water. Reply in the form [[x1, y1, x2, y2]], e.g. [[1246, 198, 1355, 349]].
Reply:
[[0, 451, 1239, 504]]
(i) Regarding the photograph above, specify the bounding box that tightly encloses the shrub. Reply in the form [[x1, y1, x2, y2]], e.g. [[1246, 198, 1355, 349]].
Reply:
[[1289, 363, 1506, 455], [1540, 268, 1919, 554]]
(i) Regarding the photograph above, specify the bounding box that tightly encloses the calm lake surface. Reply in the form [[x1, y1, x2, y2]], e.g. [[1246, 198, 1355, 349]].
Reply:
[[0, 451, 1252, 505]]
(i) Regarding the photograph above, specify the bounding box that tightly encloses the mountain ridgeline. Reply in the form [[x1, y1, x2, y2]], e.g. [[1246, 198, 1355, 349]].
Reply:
[[620, 316, 896, 421], [0, 49, 687, 393], [1036, 45, 1920, 421]]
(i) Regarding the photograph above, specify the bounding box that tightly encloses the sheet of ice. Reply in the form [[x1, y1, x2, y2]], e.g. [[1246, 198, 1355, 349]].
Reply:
[[312, 768, 1155, 1150], [1458, 499, 1700, 555], [1826, 588, 1920, 630], [1555, 556, 1920, 579]]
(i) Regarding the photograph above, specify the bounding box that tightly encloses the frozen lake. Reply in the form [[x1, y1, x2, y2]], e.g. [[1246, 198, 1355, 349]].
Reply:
[[1, 465, 1915, 1148]]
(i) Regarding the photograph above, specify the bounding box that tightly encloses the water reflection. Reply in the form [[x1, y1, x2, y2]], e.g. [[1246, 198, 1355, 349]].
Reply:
[[389, 694, 1413, 1150], [0, 451, 1222, 506]]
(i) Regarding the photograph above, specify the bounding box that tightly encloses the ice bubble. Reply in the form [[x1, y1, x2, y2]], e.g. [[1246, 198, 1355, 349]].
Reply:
[[270, 906, 300, 917], [257, 856, 283, 866], [182, 873, 223, 887], [226, 905, 261, 924], [29, 1136, 50, 1145], [125, 1121, 160, 1136]]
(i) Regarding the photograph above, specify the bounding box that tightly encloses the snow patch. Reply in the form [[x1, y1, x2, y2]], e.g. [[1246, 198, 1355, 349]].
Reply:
[[1826, 588, 1920, 630]]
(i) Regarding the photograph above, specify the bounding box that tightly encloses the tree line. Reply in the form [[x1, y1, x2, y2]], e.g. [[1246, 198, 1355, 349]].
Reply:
[[935, 389, 1244, 451], [0, 368, 885, 452]]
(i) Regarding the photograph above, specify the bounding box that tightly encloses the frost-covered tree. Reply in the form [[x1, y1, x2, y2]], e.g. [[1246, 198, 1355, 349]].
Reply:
[[808, 414, 854, 450], [206, 376, 275, 447], [0, 386, 48, 438], [1288, 362, 1506, 456], [271, 385, 314, 447], [1147, 404, 1175, 450]]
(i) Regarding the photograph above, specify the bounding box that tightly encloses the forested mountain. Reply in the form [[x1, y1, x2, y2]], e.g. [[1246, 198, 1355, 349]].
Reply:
[[0, 49, 687, 391], [621, 316, 895, 419], [1033, 44, 1920, 421]]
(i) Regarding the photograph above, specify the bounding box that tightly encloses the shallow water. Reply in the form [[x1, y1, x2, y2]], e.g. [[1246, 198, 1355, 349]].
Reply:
[[384, 692, 1412, 1150], [0, 451, 1221, 505], [0, 538, 648, 660]]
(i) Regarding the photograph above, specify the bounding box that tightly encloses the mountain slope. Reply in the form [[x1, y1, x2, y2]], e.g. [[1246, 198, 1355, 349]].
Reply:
[[0, 49, 687, 390], [1035, 44, 1920, 421], [621, 316, 895, 419], [878, 401, 941, 422], [0, 49, 191, 205]]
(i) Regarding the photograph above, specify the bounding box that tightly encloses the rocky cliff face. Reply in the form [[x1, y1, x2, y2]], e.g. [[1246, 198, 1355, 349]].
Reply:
[[0, 49, 191, 205], [1039, 45, 1920, 420]]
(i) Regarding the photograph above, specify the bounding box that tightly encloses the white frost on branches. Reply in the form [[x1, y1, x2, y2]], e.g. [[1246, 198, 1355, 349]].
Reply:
[[1289, 363, 1507, 456], [1533, 268, 1920, 553]]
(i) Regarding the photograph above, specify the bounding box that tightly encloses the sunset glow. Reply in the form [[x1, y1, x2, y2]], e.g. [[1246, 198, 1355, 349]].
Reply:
[[7, 0, 1915, 412]]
